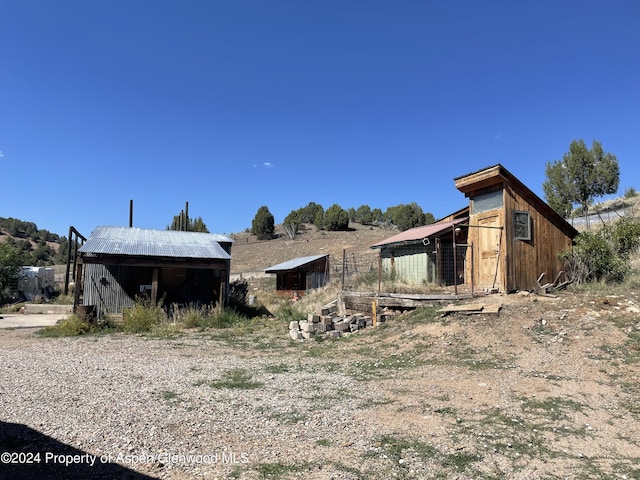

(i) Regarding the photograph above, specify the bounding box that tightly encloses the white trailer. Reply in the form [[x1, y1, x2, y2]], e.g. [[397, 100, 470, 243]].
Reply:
[[10, 266, 55, 302]]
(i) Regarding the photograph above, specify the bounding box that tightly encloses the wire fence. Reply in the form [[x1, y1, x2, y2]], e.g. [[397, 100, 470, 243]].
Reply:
[[336, 242, 472, 295]]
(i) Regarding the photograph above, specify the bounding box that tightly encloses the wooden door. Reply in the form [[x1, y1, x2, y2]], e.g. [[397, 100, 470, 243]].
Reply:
[[477, 215, 502, 291]]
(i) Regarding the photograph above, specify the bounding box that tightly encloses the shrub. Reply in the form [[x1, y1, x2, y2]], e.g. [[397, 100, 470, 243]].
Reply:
[[562, 217, 640, 283], [122, 298, 167, 333], [38, 315, 91, 337]]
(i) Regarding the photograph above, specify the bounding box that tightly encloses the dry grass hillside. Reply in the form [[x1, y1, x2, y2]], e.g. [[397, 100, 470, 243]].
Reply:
[[230, 222, 395, 275]]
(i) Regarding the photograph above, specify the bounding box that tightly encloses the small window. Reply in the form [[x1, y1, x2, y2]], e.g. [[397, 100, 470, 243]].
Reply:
[[472, 189, 503, 214], [513, 211, 531, 240]]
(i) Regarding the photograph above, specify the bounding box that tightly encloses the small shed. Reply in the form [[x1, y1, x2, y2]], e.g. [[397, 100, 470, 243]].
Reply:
[[454, 164, 579, 293], [371, 215, 469, 287], [75, 226, 233, 317], [264, 254, 330, 293]]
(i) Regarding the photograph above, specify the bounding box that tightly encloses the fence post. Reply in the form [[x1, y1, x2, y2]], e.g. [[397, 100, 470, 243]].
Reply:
[[377, 253, 381, 294], [372, 299, 377, 327], [341, 249, 346, 291]]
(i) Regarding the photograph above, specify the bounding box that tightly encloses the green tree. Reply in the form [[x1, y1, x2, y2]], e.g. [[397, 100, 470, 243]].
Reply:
[[283, 210, 302, 240], [354, 205, 374, 225], [323, 204, 350, 231], [371, 208, 383, 224], [301, 202, 324, 225], [384, 203, 432, 231], [167, 213, 210, 232], [0, 240, 21, 297], [543, 139, 620, 222], [251, 206, 275, 240]]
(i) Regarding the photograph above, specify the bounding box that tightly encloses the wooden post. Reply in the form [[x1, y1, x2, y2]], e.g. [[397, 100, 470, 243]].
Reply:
[[341, 249, 346, 291], [471, 242, 475, 297], [64, 226, 73, 295], [73, 263, 83, 312], [151, 268, 159, 305], [453, 225, 458, 297], [372, 300, 377, 327], [377, 253, 381, 294]]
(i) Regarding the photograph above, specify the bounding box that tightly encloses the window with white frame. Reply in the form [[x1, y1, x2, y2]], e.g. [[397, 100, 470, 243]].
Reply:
[[513, 211, 531, 240]]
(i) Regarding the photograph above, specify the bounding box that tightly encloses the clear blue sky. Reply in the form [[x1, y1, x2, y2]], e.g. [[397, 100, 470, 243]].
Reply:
[[2, 1, 639, 238]]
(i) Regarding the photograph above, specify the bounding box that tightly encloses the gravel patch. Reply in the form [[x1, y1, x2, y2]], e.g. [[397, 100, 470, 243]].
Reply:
[[1, 294, 639, 479]]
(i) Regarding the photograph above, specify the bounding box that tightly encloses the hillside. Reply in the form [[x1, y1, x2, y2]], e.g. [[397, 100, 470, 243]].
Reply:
[[230, 222, 396, 275]]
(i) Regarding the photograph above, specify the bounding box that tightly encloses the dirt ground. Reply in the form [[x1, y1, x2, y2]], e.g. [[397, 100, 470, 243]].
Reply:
[[2, 223, 640, 479]]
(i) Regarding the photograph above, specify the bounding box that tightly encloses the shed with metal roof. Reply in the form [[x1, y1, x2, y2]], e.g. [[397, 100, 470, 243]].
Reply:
[[371, 216, 469, 287], [371, 164, 578, 293], [75, 226, 233, 317], [264, 254, 330, 293]]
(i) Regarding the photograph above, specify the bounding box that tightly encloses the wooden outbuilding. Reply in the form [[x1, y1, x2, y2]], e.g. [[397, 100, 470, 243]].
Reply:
[[454, 164, 578, 293], [371, 211, 469, 287], [371, 164, 578, 294], [264, 254, 330, 293], [74, 226, 233, 317]]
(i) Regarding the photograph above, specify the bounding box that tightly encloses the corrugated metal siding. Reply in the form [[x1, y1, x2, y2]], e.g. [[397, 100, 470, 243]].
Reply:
[[381, 245, 435, 284], [79, 226, 232, 259], [83, 264, 135, 317]]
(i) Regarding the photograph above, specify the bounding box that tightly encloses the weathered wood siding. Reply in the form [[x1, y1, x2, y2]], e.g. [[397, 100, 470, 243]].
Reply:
[[457, 165, 577, 293], [503, 184, 573, 292]]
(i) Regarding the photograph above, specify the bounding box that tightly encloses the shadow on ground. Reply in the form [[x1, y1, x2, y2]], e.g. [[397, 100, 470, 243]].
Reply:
[[0, 421, 158, 480]]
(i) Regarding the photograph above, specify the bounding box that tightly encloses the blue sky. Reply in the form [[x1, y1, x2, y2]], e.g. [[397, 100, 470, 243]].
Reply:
[[1, 1, 639, 238]]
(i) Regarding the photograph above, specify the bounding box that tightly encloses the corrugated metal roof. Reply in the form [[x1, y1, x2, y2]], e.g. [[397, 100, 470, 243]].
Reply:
[[371, 219, 467, 248], [264, 254, 329, 273], [78, 226, 232, 259]]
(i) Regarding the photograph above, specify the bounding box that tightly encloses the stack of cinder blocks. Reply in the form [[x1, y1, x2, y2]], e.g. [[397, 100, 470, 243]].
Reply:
[[288, 300, 394, 340]]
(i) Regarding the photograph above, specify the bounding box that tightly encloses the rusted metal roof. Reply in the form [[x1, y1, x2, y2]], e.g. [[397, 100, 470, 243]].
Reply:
[[264, 254, 329, 273], [370, 219, 467, 249], [78, 226, 232, 259]]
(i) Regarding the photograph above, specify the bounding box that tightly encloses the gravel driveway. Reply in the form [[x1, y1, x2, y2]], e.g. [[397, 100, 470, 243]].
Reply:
[[1, 293, 639, 479]]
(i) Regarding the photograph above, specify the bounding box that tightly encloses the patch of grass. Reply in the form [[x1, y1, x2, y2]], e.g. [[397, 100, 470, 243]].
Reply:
[[376, 434, 484, 475], [441, 451, 481, 471], [159, 390, 181, 404], [264, 363, 291, 374], [521, 396, 587, 421], [254, 461, 312, 479], [269, 408, 307, 425], [378, 434, 438, 459], [37, 314, 120, 337], [350, 350, 424, 380], [37, 315, 91, 337], [209, 368, 263, 390], [315, 438, 331, 446], [274, 303, 305, 323]]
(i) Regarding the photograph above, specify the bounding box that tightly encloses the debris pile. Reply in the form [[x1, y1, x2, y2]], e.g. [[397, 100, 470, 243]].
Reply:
[[288, 301, 395, 340]]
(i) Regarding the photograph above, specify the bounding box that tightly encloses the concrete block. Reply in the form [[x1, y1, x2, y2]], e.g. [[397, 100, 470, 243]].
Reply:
[[289, 321, 300, 331], [333, 320, 350, 332], [301, 330, 314, 339], [321, 315, 333, 325], [289, 330, 304, 340], [308, 313, 321, 323], [300, 321, 315, 333], [320, 307, 330, 316], [326, 331, 341, 338]]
